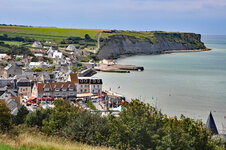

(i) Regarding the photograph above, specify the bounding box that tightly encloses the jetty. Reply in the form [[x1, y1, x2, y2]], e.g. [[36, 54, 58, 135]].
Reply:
[[94, 64, 144, 73]]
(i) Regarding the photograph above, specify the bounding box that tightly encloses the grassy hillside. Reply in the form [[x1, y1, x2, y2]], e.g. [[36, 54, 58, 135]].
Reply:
[[0, 144, 31, 150], [0, 26, 103, 42], [0, 131, 113, 150]]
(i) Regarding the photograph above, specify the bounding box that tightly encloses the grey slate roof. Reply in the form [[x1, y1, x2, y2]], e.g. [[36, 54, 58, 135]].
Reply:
[[15, 61, 23, 66], [17, 78, 30, 83], [0, 79, 12, 88], [205, 112, 218, 134]]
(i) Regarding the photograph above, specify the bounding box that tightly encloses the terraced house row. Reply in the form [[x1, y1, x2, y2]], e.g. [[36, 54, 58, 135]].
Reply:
[[31, 73, 103, 100]]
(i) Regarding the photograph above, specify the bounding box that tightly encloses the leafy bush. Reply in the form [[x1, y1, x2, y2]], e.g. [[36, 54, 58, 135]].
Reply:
[[21, 99, 225, 149], [31, 56, 39, 62], [72, 65, 85, 73], [32, 67, 43, 72], [41, 99, 79, 135], [107, 99, 224, 149], [25, 108, 51, 128], [107, 99, 167, 149], [0, 42, 32, 56], [63, 110, 109, 145], [12, 105, 29, 125], [0, 101, 12, 132]]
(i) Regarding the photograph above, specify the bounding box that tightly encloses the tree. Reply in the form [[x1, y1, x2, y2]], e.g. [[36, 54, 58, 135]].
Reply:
[[107, 99, 167, 149], [63, 110, 109, 145], [12, 105, 29, 125], [31, 56, 38, 62], [25, 108, 51, 128], [85, 34, 91, 40], [41, 99, 79, 135], [107, 99, 222, 150], [0, 101, 12, 132], [15, 56, 22, 61], [32, 68, 43, 72]]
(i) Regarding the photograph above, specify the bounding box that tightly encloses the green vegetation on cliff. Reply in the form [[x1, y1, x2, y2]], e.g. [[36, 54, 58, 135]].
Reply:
[[101, 30, 205, 47], [0, 26, 102, 41]]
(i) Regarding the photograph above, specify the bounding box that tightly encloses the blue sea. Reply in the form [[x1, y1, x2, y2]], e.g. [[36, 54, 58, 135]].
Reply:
[[94, 35, 226, 133]]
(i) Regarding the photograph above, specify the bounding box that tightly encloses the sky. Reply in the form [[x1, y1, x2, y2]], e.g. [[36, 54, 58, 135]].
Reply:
[[0, 0, 226, 35]]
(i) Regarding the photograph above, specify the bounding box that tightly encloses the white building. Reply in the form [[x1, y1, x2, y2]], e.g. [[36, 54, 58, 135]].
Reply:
[[0, 54, 8, 60], [77, 77, 102, 95], [68, 73, 102, 95], [29, 62, 43, 68], [47, 47, 63, 59], [53, 51, 63, 59]]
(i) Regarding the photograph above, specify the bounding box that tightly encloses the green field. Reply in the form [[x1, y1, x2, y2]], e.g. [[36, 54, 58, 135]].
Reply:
[[0, 144, 31, 150], [3, 41, 23, 46], [0, 26, 103, 42]]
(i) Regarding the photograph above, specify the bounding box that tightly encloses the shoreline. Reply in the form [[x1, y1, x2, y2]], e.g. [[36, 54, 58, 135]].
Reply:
[[164, 48, 211, 54], [116, 48, 211, 61]]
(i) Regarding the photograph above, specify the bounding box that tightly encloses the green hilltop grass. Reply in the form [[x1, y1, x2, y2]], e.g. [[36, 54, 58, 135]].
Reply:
[[3, 41, 23, 46], [0, 144, 32, 150], [0, 26, 202, 48], [0, 26, 103, 42]]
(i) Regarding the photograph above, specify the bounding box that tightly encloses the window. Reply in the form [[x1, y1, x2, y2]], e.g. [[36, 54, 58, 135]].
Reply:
[[97, 85, 99, 88], [69, 88, 74, 91], [81, 89, 83, 93], [81, 85, 83, 88], [55, 88, 60, 91], [62, 92, 67, 96], [84, 89, 87, 92], [55, 92, 60, 96], [93, 85, 95, 88], [69, 92, 74, 96], [62, 88, 67, 91]]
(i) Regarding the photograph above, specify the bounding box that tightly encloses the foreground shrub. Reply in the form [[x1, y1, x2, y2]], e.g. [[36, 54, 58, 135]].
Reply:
[[41, 99, 79, 135], [12, 105, 29, 125], [107, 99, 225, 150], [0, 101, 12, 132], [63, 110, 109, 146], [25, 108, 51, 128], [21, 99, 225, 149], [108, 99, 167, 149]]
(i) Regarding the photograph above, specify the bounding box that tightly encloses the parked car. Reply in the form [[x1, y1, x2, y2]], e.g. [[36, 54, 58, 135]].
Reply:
[[32, 104, 38, 109], [26, 102, 31, 106]]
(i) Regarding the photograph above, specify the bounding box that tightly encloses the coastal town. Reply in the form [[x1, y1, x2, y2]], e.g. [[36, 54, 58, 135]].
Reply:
[[0, 40, 144, 116], [1, 0, 226, 148]]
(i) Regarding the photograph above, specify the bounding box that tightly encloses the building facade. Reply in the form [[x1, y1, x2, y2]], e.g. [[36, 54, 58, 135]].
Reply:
[[17, 78, 32, 97], [35, 82, 77, 100]]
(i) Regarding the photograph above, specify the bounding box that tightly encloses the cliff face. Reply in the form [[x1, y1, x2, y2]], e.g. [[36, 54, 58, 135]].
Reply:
[[97, 32, 206, 59]]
